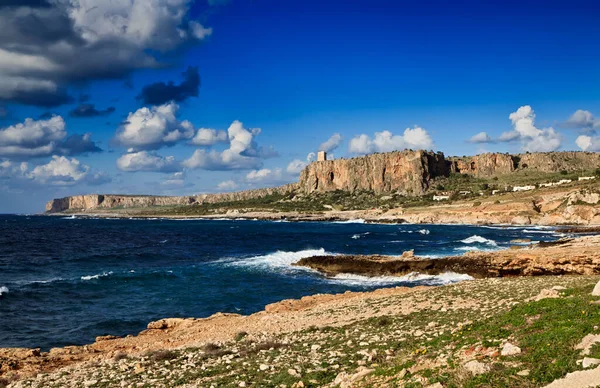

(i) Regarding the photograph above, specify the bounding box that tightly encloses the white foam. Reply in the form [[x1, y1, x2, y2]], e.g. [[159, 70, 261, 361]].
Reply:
[[454, 246, 497, 253], [460, 235, 498, 246], [417, 229, 430, 235], [351, 232, 370, 239], [223, 249, 330, 273], [81, 271, 113, 281], [332, 219, 365, 224], [0, 286, 8, 296], [523, 229, 559, 235], [61, 215, 77, 219], [16, 277, 64, 285], [329, 272, 472, 286]]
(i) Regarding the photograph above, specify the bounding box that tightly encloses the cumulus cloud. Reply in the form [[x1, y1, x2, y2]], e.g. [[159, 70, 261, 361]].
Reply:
[[468, 132, 493, 143], [0, 115, 102, 158], [506, 105, 562, 152], [69, 104, 115, 118], [116, 151, 180, 173], [466, 106, 563, 152], [0, 0, 212, 106], [319, 133, 343, 153], [286, 159, 307, 175], [183, 120, 276, 170], [576, 135, 600, 152], [217, 180, 238, 191], [114, 102, 194, 150], [563, 109, 600, 133], [137, 66, 201, 106], [246, 168, 283, 182], [23, 155, 109, 186], [349, 126, 434, 154], [189, 128, 228, 146]]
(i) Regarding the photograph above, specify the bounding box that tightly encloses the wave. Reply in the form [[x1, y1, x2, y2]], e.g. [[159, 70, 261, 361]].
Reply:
[[417, 229, 430, 235], [329, 272, 472, 286], [332, 219, 365, 224], [460, 235, 498, 246], [351, 232, 370, 239], [81, 271, 113, 281], [61, 215, 77, 220], [15, 277, 64, 286], [454, 246, 498, 253], [221, 249, 330, 273], [0, 286, 8, 296], [522, 229, 559, 235]]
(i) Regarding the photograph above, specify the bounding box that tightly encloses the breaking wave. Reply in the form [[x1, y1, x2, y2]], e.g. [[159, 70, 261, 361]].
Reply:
[[460, 235, 498, 246], [329, 272, 472, 286], [222, 249, 331, 273], [81, 271, 113, 281], [0, 286, 8, 296], [332, 219, 365, 224]]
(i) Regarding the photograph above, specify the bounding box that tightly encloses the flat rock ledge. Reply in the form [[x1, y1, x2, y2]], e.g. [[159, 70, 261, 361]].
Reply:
[[294, 236, 600, 278]]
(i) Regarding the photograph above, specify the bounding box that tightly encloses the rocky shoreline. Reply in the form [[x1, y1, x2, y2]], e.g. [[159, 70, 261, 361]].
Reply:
[[3, 235, 600, 387], [294, 236, 600, 278]]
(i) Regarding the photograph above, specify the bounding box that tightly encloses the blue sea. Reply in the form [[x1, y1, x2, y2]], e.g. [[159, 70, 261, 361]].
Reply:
[[0, 215, 562, 350]]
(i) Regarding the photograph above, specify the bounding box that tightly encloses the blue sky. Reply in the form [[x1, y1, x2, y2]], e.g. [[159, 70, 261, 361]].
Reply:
[[0, 0, 599, 213]]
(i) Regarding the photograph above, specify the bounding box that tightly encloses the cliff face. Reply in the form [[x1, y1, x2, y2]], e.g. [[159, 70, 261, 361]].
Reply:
[[45, 184, 298, 213], [45, 151, 600, 213], [298, 150, 448, 195]]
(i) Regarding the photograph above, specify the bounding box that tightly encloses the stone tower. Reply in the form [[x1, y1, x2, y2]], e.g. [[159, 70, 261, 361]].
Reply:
[[317, 151, 327, 161]]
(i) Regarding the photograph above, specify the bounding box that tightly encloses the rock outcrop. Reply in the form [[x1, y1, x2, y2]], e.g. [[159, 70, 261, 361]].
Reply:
[[298, 150, 447, 195], [46, 151, 600, 213]]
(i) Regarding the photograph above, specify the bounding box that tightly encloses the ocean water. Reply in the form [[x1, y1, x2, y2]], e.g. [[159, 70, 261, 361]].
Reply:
[[0, 215, 562, 350]]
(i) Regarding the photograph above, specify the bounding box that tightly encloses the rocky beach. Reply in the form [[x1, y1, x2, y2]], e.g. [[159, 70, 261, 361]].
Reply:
[[3, 233, 600, 387]]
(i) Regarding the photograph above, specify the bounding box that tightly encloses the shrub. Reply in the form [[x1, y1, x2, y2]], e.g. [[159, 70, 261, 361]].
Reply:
[[472, 201, 481, 207]]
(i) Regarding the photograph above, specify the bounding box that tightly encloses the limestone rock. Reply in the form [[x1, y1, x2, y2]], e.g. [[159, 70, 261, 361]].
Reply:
[[592, 281, 600, 296], [582, 357, 600, 369], [332, 367, 373, 388], [463, 360, 490, 375], [501, 342, 521, 356]]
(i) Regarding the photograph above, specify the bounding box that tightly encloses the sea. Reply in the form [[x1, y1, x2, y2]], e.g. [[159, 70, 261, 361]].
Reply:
[[0, 215, 563, 350]]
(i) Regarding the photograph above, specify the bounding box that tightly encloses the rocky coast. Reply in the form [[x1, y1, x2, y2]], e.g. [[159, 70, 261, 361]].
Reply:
[[3, 236, 600, 387]]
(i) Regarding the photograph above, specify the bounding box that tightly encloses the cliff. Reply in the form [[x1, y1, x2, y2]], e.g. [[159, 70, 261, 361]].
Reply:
[[297, 150, 447, 195], [46, 184, 298, 213], [46, 151, 600, 213]]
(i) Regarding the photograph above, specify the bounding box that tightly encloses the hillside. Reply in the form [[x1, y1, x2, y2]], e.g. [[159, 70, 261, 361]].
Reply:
[[45, 151, 600, 215]]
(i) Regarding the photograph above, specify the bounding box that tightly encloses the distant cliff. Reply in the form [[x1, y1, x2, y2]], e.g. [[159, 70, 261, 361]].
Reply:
[[46, 151, 600, 213], [46, 184, 298, 213]]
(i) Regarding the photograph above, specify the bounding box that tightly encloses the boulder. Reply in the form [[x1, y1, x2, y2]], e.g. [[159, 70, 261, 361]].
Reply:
[[501, 342, 521, 356]]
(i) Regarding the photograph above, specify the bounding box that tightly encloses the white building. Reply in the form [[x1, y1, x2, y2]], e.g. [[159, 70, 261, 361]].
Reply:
[[492, 190, 501, 195], [433, 195, 450, 201], [459, 191, 471, 195], [579, 176, 596, 181], [513, 185, 536, 192]]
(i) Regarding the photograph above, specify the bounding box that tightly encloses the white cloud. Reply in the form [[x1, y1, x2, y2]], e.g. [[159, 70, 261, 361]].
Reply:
[[28, 156, 89, 185], [0, 116, 65, 157], [468, 132, 492, 143], [189, 128, 228, 146], [0, 0, 212, 105], [349, 126, 434, 154], [0, 115, 101, 158], [564, 109, 600, 131], [183, 120, 275, 170], [286, 159, 307, 175], [467, 106, 564, 152], [306, 152, 316, 163], [575, 135, 600, 152], [217, 180, 238, 191], [115, 102, 194, 150], [189, 21, 213, 40], [161, 172, 186, 187], [508, 105, 562, 152], [246, 168, 283, 182], [319, 133, 343, 152], [0, 159, 28, 179], [116, 151, 179, 173]]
